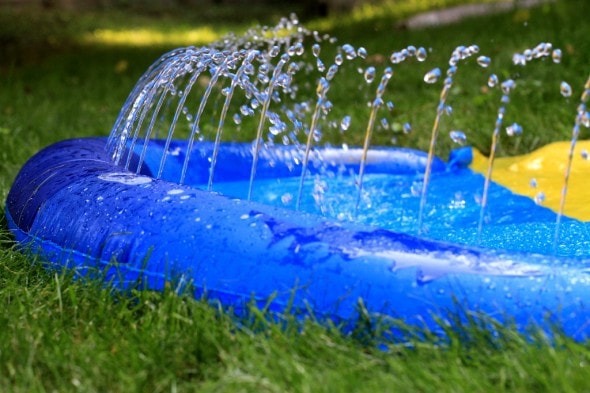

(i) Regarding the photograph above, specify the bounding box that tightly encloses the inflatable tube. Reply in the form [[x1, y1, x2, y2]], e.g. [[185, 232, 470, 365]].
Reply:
[[6, 137, 590, 339]]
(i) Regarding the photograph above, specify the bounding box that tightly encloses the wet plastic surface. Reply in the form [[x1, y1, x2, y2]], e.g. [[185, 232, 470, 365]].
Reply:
[[6, 138, 590, 339]]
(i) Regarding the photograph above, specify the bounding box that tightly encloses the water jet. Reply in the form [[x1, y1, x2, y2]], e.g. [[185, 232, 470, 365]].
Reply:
[[6, 15, 590, 339]]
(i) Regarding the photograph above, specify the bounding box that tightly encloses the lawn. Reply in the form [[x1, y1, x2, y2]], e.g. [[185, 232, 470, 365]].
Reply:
[[2, 0, 590, 391]]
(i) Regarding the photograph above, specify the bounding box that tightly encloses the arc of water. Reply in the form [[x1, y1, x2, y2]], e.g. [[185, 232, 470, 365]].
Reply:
[[417, 45, 480, 233], [204, 50, 259, 190], [295, 44, 367, 210], [247, 53, 290, 200], [174, 52, 234, 183], [109, 47, 195, 163], [134, 51, 207, 173], [477, 43, 562, 243], [476, 79, 516, 242], [554, 74, 590, 251], [354, 46, 427, 214], [295, 77, 330, 210], [354, 67, 393, 214]]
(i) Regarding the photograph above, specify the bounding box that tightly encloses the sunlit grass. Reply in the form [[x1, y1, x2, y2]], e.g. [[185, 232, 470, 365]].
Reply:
[[80, 26, 226, 47]]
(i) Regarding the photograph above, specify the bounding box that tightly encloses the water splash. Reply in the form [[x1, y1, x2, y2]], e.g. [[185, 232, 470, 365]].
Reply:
[[554, 74, 590, 251], [355, 46, 427, 214], [477, 78, 517, 241], [248, 53, 291, 200], [104, 18, 584, 258], [477, 42, 564, 242], [417, 44, 481, 233], [296, 76, 331, 210]]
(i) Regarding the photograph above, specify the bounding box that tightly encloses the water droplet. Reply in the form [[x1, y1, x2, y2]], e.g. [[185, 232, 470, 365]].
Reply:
[[501, 79, 516, 95], [403, 122, 412, 134], [340, 115, 351, 131], [530, 178, 538, 188], [342, 44, 356, 60], [316, 58, 325, 72], [390, 52, 404, 64], [382, 67, 393, 80], [364, 67, 376, 84], [372, 97, 384, 108], [512, 53, 526, 66], [295, 43, 304, 56], [357, 47, 367, 59], [552, 48, 562, 63], [240, 104, 254, 116], [424, 68, 441, 84], [281, 193, 293, 204], [506, 122, 523, 136], [316, 77, 330, 96], [380, 117, 389, 129], [257, 72, 270, 84], [581, 150, 589, 160], [581, 111, 590, 128], [534, 192, 545, 204], [477, 56, 491, 68], [233, 113, 242, 125], [450, 130, 467, 145], [386, 101, 395, 111], [326, 64, 338, 81], [287, 62, 300, 74], [444, 105, 453, 116], [269, 125, 283, 135], [416, 47, 427, 62], [312, 43, 321, 57], [488, 74, 499, 88], [334, 53, 344, 66], [560, 81, 572, 97]]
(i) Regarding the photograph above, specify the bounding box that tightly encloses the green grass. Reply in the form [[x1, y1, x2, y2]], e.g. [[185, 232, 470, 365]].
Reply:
[[2, 0, 590, 390]]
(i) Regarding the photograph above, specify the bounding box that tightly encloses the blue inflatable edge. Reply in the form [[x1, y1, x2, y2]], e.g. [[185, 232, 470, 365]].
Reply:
[[5, 137, 590, 340]]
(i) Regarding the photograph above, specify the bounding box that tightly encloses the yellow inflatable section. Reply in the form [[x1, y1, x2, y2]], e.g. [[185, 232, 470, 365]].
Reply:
[[470, 141, 590, 221]]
